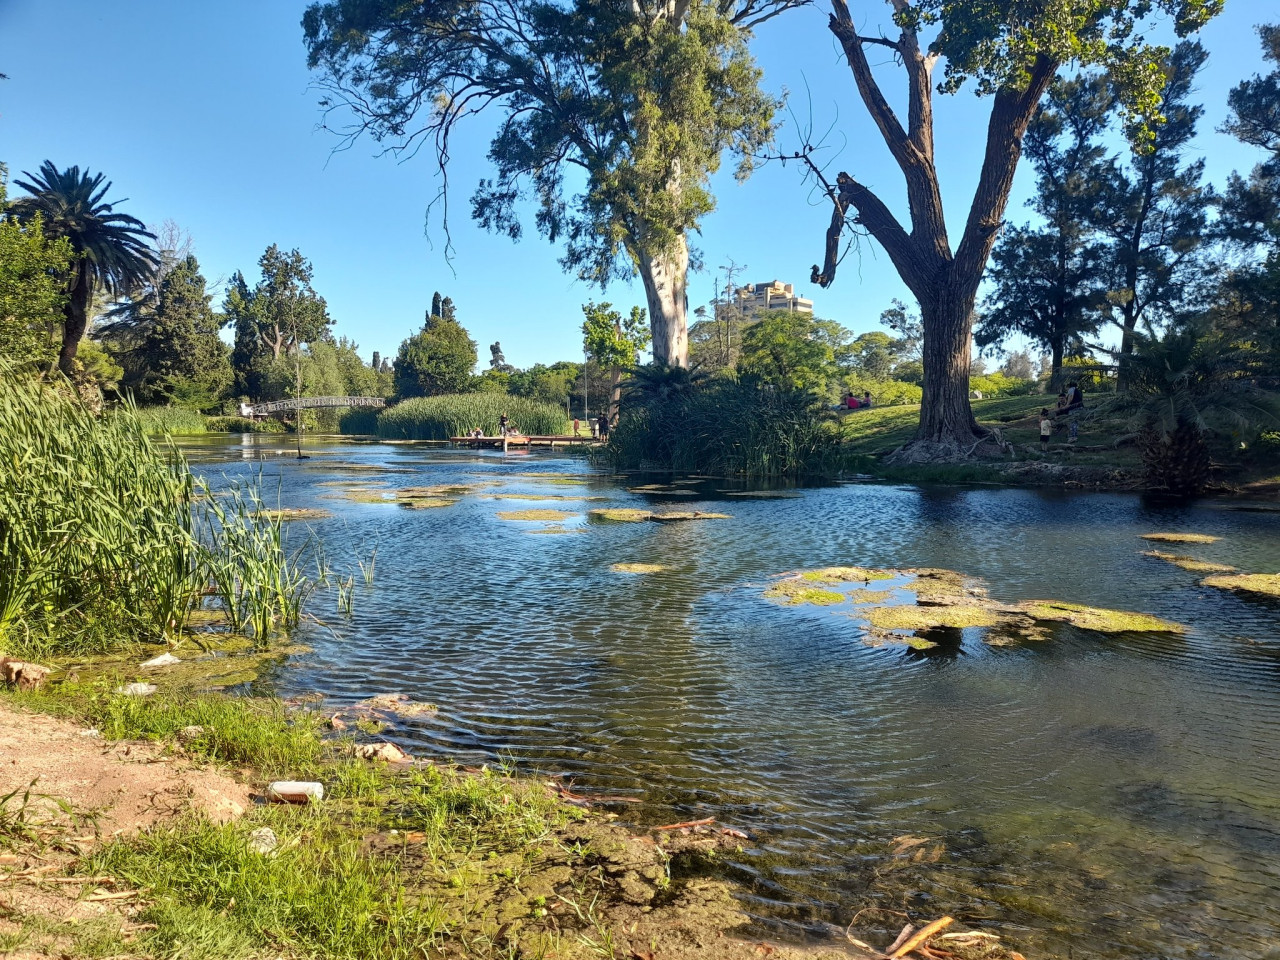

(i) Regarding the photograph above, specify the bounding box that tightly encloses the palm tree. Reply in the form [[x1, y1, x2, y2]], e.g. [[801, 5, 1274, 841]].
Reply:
[[10, 162, 158, 375], [1121, 324, 1279, 496]]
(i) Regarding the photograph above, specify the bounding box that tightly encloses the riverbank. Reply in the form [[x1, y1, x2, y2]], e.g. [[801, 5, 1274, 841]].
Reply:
[[0, 682, 1017, 960], [839, 395, 1280, 496]]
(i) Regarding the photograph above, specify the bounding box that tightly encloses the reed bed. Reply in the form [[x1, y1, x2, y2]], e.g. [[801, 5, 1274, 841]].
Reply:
[[133, 405, 208, 435], [0, 373, 307, 657], [376, 393, 568, 440]]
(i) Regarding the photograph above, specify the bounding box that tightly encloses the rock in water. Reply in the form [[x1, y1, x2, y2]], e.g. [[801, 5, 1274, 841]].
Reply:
[[141, 653, 182, 668], [267, 781, 325, 805]]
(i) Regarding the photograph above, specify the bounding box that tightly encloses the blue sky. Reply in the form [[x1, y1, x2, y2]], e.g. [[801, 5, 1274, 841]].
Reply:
[[0, 0, 1273, 369]]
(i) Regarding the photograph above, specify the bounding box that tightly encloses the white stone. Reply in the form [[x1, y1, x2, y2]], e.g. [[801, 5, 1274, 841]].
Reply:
[[248, 826, 278, 854], [115, 682, 157, 696], [141, 653, 181, 668]]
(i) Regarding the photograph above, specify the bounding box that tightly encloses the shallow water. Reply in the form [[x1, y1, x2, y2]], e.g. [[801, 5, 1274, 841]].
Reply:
[[182, 435, 1280, 960]]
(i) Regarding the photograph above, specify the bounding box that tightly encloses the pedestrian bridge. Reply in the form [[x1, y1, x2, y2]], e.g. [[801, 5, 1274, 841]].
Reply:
[[248, 396, 386, 416]]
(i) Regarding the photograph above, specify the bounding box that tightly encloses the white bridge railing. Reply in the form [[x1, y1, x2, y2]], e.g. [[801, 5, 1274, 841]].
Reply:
[[248, 396, 386, 415]]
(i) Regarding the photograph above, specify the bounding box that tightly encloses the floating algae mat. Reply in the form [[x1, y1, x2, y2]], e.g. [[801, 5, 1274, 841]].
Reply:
[[1140, 532, 1220, 544], [484, 492, 608, 502], [611, 562, 667, 574], [258, 507, 333, 522], [1201, 572, 1280, 599], [590, 508, 731, 523], [496, 509, 577, 522], [1141, 550, 1236, 574], [762, 566, 1184, 649]]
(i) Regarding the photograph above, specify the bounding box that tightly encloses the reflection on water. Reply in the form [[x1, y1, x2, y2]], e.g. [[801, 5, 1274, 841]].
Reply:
[[182, 435, 1280, 960]]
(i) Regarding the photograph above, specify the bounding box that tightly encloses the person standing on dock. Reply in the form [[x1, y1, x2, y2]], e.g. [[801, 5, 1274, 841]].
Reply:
[[597, 413, 610, 441], [573, 417, 581, 437], [499, 413, 509, 437]]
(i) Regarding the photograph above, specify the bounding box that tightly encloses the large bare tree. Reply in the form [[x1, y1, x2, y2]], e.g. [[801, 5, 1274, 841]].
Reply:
[[806, 0, 1222, 460]]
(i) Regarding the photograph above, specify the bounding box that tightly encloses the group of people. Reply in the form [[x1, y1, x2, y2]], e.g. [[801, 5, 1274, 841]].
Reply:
[[1039, 381, 1086, 451], [571, 415, 612, 440], [841, 391, 873, 411]]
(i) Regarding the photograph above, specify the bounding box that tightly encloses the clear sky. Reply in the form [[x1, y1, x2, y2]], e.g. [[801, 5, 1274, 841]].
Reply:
[[0, 0, 1273, 370]]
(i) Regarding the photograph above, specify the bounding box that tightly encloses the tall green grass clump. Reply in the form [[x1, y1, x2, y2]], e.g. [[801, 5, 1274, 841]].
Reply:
[[608, 379, 841, 478], [338, 406, 380, 434], [0, 373, 307, 657], [134, 405, 208, 435], [377, 393, 568, 440], [205, 415, 286, 433]]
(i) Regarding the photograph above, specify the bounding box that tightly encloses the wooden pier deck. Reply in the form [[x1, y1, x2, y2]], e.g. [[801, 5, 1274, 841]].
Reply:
[[448, 435, 601, 450]]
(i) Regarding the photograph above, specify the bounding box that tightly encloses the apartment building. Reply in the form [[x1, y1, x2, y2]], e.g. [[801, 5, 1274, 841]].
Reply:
[[715, 280, 814, 320]]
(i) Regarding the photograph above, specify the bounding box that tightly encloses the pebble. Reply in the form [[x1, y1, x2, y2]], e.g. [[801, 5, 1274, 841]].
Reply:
[[177, 725, 206, 743]]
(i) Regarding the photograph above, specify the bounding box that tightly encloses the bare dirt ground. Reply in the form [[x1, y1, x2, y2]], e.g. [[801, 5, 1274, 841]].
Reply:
[[0, 700, 252, 958]]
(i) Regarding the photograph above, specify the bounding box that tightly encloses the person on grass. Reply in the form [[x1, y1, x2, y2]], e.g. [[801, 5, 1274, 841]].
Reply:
[[1040, 409, 1052, 453]]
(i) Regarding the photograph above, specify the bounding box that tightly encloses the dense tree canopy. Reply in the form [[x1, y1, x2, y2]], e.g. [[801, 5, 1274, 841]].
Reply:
[[302, 0, 791, 367], [805, 0, 1222, 459], [132, 255, 231, 407], [0, 175, 73, 371], [393, 300, 479, 399]]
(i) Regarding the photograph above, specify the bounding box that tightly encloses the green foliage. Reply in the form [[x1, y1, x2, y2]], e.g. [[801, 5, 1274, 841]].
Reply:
[[8, 162, 158, 374], [135, 405, 207, 436], [608, 378, 840, 478], [737, 311, 849, 397], [223, 245, 331, 398], [0, 193, 72, 370], [508, 361, 580, 408], [336, 407, 380, 435], [969, 372, 1036, 398], [205, 415, 286, 434], [841, 377, 923, 407], [393, 308, 478, 399], [582, 301, 650, 370], [0, 374, 307, 657], [377, 394, 568, 441]]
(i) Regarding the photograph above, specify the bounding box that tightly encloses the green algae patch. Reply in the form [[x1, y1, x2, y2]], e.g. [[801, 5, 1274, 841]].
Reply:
[[764, 579, 846, 606], [258, 507, 332, 522], [1141, 550, 1237, 574], [800, 566, 895, 585], [1016, 601, 1185, 633], [611, 562, 666, 574], [526, 526, 583, 535], [650, 511, 731, 522], [862, 630, 940, 651], [486, 492, 607, 502], [1140, 532, 1220, 544], [496, 509, 577, 522], [719, 490, 801, 498], [1201, 572, 1280, 599], [400, 497, 458, 510], [863, 604, 1006, 631], [590, 508, 652, 523], [848, 588, 894, 604], [325, 489, 396, 504]]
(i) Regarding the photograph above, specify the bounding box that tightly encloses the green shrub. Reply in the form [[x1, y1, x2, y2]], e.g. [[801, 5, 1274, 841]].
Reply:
[[376, 393, 568, 440], [608, 379, 840, 478], [205, 416, 286, 433], [969, 372, 1037, 397], [841, 377, 923, 406], [134, 405, 207, 435]]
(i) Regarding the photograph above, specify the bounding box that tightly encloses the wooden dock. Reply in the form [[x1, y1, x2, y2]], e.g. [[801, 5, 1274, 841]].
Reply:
[[448, 435, 601, 450]]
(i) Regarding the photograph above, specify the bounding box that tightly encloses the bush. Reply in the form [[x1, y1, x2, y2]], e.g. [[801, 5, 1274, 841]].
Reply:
[[969, 372, 1036, 397], [842, 377, 923, 406], [607, 379, 840, 478], [205, 416, 286, 434], [376, 393, 568, 440], [134, 405, 207, 435]]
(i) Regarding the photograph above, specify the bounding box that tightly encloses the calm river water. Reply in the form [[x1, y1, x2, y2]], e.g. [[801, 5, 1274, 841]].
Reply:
[[183, 435, 1280, 960]]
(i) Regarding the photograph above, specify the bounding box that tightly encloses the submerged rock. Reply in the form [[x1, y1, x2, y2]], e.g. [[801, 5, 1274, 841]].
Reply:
[[1141, 550, 1236, 574], [1140, 532, 1220, 544], [611, 562, 666, 574]]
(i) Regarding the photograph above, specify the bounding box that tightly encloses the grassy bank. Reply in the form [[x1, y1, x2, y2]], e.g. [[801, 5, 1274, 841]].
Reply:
[[377, 393, 569, 440]]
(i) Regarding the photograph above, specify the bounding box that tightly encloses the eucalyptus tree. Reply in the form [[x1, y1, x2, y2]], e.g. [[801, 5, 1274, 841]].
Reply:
[[803, 0, 1221, 459], [9, 162, 158, 375], [302, 0, 796, 367]]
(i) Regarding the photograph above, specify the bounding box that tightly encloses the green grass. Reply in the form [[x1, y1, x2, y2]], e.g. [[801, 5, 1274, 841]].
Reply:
[[205, 415, 287, 434], [134, 405, 209, 436], [377, 394, 569, 441]]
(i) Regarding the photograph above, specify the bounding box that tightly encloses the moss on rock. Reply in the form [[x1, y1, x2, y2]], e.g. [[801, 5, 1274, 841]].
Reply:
[[1141, 550, 1236, 574], [863, 605, 1007, 631], [799, 567, 895, 585], [1015, 600, 1184, 633], [496, 509, 577, 522], [1201, 572, 1280, 599], [763, 580, 846, 606]]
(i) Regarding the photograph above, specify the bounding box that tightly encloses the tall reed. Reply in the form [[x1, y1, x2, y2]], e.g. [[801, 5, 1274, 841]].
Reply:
[[134, 405, 208, 435], [376, 394, 568, 440], [0, 371, 308, 657]]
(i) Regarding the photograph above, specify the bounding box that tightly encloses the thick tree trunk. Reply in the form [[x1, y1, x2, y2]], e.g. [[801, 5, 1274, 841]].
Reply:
[[609, 366, 621, 420], [636, 235, 688, 368], [914, 292, 981, 446], [1050, 333, 1064, 384], [57, 261, 93, 376]]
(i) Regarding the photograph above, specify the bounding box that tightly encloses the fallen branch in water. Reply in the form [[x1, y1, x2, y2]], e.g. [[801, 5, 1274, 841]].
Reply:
[[651, 817, 716, 831], [889, 917, 954, 958]]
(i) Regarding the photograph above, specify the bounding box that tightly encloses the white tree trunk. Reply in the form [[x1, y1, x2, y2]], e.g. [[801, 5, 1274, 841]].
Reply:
[[637, 234, 689, 368]]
